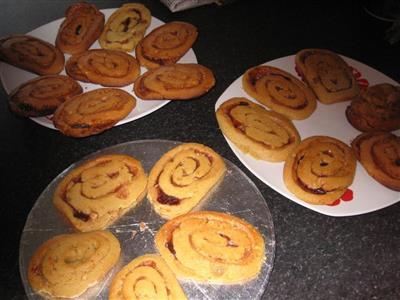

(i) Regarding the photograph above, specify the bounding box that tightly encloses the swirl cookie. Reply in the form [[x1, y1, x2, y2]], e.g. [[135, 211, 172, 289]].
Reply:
[[243, 65, 317, 120], [283, 136, 356, 205], [66, 49, 140, 87], [56, 2, 105, 55], [28, 230, 120, 298], [0, 35, 64, 75], [53, 88, 135, 138], [346, 83, 400, 132], [109, 254, 187, 300], [295, 48, 359, 104], [147, 143, 226, 219], [136, 21, 198, 69], [134, 63, 215, 100], [352, 132, 400, 191], [216, 97, 301, 162], [53, 154, 147, 231], [155, 211, 265, 283], [99, 3, 151, 52], [9, 75, 82, 117]]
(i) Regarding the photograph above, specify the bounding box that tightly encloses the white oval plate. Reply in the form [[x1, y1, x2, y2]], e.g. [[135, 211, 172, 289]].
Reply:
[[0, 8, 197, 130], [215, 54, 400, 217]]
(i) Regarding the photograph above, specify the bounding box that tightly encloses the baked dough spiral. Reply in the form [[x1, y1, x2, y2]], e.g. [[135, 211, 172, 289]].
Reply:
[[147, 143, 226, 219], [283, 136, 356, 204], [109, 254, 187, 300], [155, 211, 265, 284], [216, 97, 301, 162], [28, 230, 120, 298], [242, 65, 317, 120]]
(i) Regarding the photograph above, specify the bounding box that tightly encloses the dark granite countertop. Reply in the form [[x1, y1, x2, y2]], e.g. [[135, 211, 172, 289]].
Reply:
[[0, 1, 399, 299]]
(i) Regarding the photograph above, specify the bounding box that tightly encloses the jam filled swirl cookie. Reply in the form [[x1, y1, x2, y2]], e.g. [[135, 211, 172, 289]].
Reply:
[[0, 35, 64, 75], [56, 2, 104, 55], [243, 65, 317, 120], [134, 63, 215, 100], [28, 230, 120, 298], [216, 97, 301, 162], [155, 211, 265, 284], [147, 143, 226, 219], [295, 48, 359, 104], [9, 75, 82, 117], [53, 154, 147, 231], [136, 21, 198, 69], [283, 136, 356, 205], [99, 3, 151, 52], [109, 254, 187, 300]]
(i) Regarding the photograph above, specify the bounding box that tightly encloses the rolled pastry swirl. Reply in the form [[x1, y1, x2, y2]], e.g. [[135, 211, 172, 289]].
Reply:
[[155, 211, 265, 283], [53, 154, 147, 231], [346, 83, 400, 132], [283, 136, 356, 204], [352, 132, 400, 191], [109, 254, 187, 300], [56, 2, 104, 55], [147, 143, 226, 219], [99, 3, 151, 52], [53, 88, 135, 137], [9, 75, 82, 117], [136, 21, 197, 69], [28, 230, 120, 298], [216, 97, 301, 162], [295, 48, 359, 104], [66, 49, 140, 87], [0, 35, 64, 75], [242, 65, 317, 120], [134, 63, 215, 100]]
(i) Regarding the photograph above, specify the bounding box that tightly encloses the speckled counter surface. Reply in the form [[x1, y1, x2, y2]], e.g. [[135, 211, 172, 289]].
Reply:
[[0, 1, 399, 299]]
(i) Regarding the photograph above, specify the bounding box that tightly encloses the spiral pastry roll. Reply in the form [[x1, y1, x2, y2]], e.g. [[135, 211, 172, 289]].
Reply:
[[28, 230, 120, 298], [8, 75, 82, 117], [136, 21, 198, 69], [283, 136, 356, 205], [66, 49, 140, 87], [346, 83, 400, 132], [352, 132, 400, 191], [155, 211, 265, 283], [99, 3, 151, 52], [56, 2, 105, 55], [0, 35, 64, 75], [147, 143, 226, 219], [53, 154, 147, 231], [109, 254, 187, 300], [295, 49, 359, 104], [242, 65, 317, 120], [216, 97, 301, 162], [134, 63, 215, 100]]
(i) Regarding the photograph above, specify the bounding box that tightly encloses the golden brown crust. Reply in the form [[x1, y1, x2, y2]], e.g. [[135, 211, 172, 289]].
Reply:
[[134, 63, 215, 100], [216, 97, 301, 162], [109, 254, 187, 300], [28, 230, 120, 298], [8, 75, 82, 117], [136, 21, 197, 69], [351, 132, 400, 191], [56, 2, 105, 55], [242, 65, 317, 120], [0, 35, 64, 75], [99, 3, 151, 52], [53, 154, 147, 231], [283, 136, 356, 205], [65, 49, 140, 87], [53, 88, 135, 138], [295, 48, 359, 104], [155, 211, 265, 284], [147, 143, 226, 219]]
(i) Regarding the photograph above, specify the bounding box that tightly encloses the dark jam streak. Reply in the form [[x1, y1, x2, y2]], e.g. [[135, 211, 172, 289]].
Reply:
[[157, 187, 181, 205]]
